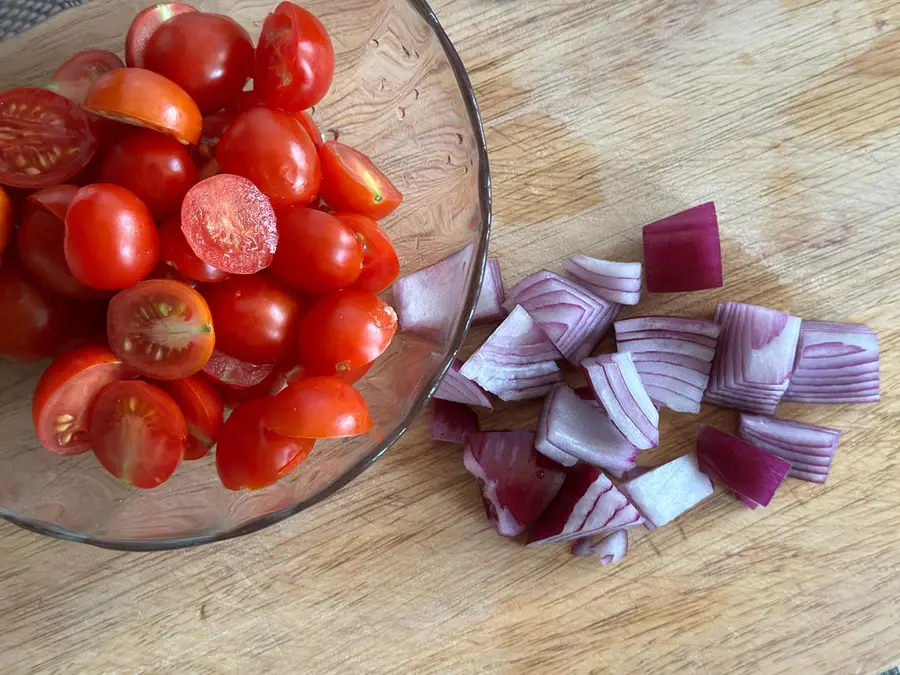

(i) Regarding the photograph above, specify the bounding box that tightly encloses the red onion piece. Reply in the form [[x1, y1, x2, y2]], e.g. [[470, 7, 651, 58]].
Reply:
[[574, 386, 603, 410], [642, 202, 723, 292], [463, 431, 567, 537], [583, 352, 659, 449], [738, 414, 840, 484], [434, 359, 493, 409], [696, 425, 790, 506], [431, 399, 480, 444], [783, 321, 880, 404], [570, 530, 628, 565], [561, 255, 642, 305], [618, 453, 714, 528], [503, 270, 620, 364]]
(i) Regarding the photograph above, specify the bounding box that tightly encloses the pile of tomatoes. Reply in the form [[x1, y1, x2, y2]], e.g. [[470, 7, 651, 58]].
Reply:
[[0, 2, 403, 491]]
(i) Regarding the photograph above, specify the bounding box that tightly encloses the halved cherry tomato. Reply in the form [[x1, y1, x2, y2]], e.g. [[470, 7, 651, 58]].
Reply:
[[24, 183, 78, 222], [64, 184, 158, 290], [145, 12, 255, 115], [255, 2, 334, 113], [158, 375, 223, 460], [333, 212, 400, 293], [216, 397, 314, 491], [32, 346, 130, 456], [0, 186, 12, 256], [318, 141, 403, 220], [296, 111, 323, 149], [98, 129, 197, 219], [204, 274, 304, 363], [180, 174, 278, 274], [0, 257, 69, 361], [202, 349, 276, 389], [18, 207, 98, 299], [216, 107, 321, 208], [298, 289, 398, 376], [89, 380, 187, 489], [269, 208, 362, 295], [50, 50, 124, 104], [83, 68, 202, 146], [193, 108, 235, 175], [0, 88, 98, 189], [107, 279, 215, 380], [158, 215, 228, 284], [263, 376, 372, 439], [126, 2, 199, 68]]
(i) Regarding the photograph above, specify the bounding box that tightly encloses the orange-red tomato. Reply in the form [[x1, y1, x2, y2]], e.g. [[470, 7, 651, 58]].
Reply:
[[158, 375, 223, 460], [263, 376, 372, 439], [318, 141, 403, 220], [333, 212, 400, 293]]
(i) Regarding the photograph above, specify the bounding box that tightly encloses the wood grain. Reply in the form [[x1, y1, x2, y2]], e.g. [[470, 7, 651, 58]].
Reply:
[[2, 0, 900, 673]]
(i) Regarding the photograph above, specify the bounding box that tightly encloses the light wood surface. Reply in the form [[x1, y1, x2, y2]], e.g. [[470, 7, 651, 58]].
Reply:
[[2, 0, 900, 673]]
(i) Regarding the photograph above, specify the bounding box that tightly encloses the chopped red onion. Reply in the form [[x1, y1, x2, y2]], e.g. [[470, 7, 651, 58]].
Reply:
[[642, 202, 723, 292], [434, 359, 493, 409], [618, 453, 714, 528], [463, 431, 566, 537], [783, 321, 880, 403], [503, 270, 620, 364], [527, 464, 643, 546], [738, 414, 840, 484], [574, 386, 602, 410], [583, 352, 659, 449], [561, 255, 642, 305], [696, 425, 790, 506], [570, 530, 628, 565], [431, 399, 480, 444]]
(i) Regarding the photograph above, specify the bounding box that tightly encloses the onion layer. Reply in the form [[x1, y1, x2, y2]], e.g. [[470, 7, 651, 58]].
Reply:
[[642, 202, 723, 292], [431, 399, 480, 444], [561, 255, 642, 305], [738, 414, 839, 484], [434, 359, 493, 409], [570, 529, 628, 565], [618, 453, 714, 528]]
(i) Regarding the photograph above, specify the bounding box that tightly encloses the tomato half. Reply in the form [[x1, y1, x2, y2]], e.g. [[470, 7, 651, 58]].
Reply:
[[0, 257, 69, 361], [158, 214, 228, 283], [18, 207, 98, 299], [98, 128, 197, 220], [269, 207, 362, 295], [263, 377, 372, 439], [318, 141, 402, 220], [32, 346, 130, 456], [90, 380, 187, 489], [0, 88, 98, 189], [298, 289, 398, 376], [108, 279, 215, 380], [180, 174, 278, 274], [24, 183, 78, 222], [64, 184, 158, 290], [126, 2, 198, 69], [202, 349, 276, 389], [158, 375, 223, 460], [296, 111, 323, 149], [83, 68, 202, 146], [333, 212, 400, 293], [50, 50, 124, 104], [255, 2, 334, 113], [216, 397, 314, 491], [0, 186, 12, 257]]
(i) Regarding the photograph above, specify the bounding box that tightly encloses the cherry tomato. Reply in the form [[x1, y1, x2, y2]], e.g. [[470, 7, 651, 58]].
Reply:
[[89, 380, 187, 489], [24, 183, 78, 222], [263, 376, 372, 439], [126, 2, 198, 69], [333, 212, 400, 293], [0, 88, 98, 189], [193, 108, 235, 175], [98, 129, 197, 220], [255, 2, 334, 113], [285, 360, 371, 386], [18, 208, 98, 299], [298, 289, 398, 376], [32, 346, 130, 456], [180, 174, 278, 274], [0, 186, 12, 257], [158, 375, 223, 460], [107, 279, 215, 380], [216, 107, 321, 208], [158, 215, 228, 283], [64, 184, 158, 290], [269, 208, 362, 295], [50, 50, 124, 104], [214, 368, 288, 408], [202, 349, 276, 389], [148, 261, 198, 288], [318, 141, 403, 220], [204, 274, 304, 364], [0, 257, 69, 361], [296, 111, 323, 149], [83, 68, 202, 146], [216, 397, 314, 491]]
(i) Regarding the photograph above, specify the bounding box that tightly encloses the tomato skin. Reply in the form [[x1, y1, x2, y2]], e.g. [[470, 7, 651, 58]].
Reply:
[[17, 209, 99, 299], [269, 208, 362, 295], [193, 108, 235, 175], [0, 186, 12, 257], [0, 257, 69, 362], [145, 13, 255, 116], [263, 376, 372, 439], [98, 129, 197, 220], [295, 111, 324, 149], [333, 212, 400, 293], [158, 375, 223, 460], [318, 141, 403, 220], [158, 215, 228, 283], [126, 3, 199, 69], [64, 184, 158, 290], [24, 184, 78, 222], [50, 50, 124, 104]]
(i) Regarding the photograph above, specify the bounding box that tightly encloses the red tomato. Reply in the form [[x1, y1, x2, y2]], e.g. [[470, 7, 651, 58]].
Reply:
[[333, 212, 400, 293], [158, 375, 223, 460], [216, 397, 314, 491], [89, 380, 187, 489], [216, 107, 321, 208], [50, 50, 124, 104], [83, 68, 202, 146], [318, 141, 403, 220], [0, 89, 98, 189], [64, 184, 158, 290], [269, 208, 362, 295], [126, 2, 198, 69], [149, 261, 198, 288], [298, 289, 398, 376], [107, 279, 215, 380], [255, 2, 334, 113], [285, 360, 371, 386], [263, 376, 372, 439], [202, 349, 276, 389], [193, 108, 235, 175], [180, 174, 278, 274], [0, 257, 69, 361], [204, 274, 304, 363], [158, 214, 228, 283], [0, 186, 12, 257], [214, 369, 288, 408], [24, 183, 78, 222], [18, 208, 98, 299], [32, 346, 130, 456], [296, 111, 324, 149], [98, 129, 197, 220]]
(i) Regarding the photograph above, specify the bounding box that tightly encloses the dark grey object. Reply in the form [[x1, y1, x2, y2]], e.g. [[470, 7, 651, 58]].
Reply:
[[0, 0, 89, 39]]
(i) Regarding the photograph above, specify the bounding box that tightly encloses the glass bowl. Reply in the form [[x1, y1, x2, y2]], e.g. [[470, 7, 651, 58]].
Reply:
[[0, 0, 490, 550]]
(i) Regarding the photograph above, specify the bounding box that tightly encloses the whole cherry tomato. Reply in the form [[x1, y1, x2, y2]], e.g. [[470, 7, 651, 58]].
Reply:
[[318, 141, 403, 220], [18, 207, 98, 299], [158, 215, 228, 284], [333, 212, 400, 293], [0, 257, 70, 361], [263, 376, 372, 439]]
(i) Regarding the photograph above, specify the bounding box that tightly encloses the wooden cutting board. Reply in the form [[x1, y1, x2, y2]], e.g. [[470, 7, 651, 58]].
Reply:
[[2, 0, 899, 672]]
